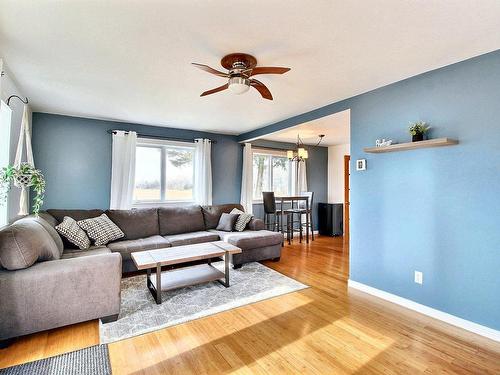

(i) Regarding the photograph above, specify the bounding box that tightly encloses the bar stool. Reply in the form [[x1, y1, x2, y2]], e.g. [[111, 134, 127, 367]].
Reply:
[[285, 192, 314, 243], [262, 192, 286, 235]]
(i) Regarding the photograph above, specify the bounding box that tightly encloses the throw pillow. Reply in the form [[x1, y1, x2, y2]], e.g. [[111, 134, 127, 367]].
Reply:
[[216, 213, 239, 232], [55, 216, 91, 250], [230, 208, 253, 232], [78, 214, 124, 246]]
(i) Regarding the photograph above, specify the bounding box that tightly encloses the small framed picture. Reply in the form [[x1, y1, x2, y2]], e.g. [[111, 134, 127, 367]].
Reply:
[[356, 159, 366, 171]]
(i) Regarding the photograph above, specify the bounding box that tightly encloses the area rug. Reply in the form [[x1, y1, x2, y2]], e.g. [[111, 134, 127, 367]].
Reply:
[[0, 345, 110, 375], [100, 261, 308, 343]]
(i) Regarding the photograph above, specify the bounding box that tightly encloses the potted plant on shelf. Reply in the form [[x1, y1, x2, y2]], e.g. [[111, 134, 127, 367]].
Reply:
[[0, 163, 46, 216], [409, 121, 430, 142]]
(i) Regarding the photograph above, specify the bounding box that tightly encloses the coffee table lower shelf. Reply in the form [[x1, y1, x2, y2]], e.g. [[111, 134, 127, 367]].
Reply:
[[147, 263, 229, 304]]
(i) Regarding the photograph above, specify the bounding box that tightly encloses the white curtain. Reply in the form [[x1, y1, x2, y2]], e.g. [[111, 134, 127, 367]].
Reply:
[[194, 138, 212, 205], [110, 131, 137, 209], [298, 160, 308, 193], [292, 160, 308, 195], [240, 143, 253, 214]]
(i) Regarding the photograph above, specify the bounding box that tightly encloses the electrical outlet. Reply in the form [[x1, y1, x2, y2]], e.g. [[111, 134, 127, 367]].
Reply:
[[414, 271, 423, 285]]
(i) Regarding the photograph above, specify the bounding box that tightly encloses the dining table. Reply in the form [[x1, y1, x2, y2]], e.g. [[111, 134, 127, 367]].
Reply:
[[274, 195, 310, 244]]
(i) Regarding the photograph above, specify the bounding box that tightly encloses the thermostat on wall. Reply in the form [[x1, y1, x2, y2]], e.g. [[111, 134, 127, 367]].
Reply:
[[356, 159, 366, 171]]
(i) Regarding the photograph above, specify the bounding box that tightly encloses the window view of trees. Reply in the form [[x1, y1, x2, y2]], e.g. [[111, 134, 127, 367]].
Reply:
[[253, 154, 269, 200], [134, 146, 161, 201], [252, 152, 291, 200], [165, 148, 193, 200], [134, 143, 194, 202]]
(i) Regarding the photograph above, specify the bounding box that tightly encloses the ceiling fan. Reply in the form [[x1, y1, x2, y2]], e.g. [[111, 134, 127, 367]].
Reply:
[[192, 53, 290, 100]]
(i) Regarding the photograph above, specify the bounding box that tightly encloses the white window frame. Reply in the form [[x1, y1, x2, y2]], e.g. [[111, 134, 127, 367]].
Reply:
[[132, 138, 196, 208], [252, 148, 292, 203]]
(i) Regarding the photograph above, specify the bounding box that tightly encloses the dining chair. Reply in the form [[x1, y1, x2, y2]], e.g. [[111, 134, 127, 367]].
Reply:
[[285, 191, 314, 242], [262, 192, 286, 234]]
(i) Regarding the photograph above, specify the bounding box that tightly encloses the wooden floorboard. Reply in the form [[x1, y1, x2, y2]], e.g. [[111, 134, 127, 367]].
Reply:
[[1, 235, 499, 374]]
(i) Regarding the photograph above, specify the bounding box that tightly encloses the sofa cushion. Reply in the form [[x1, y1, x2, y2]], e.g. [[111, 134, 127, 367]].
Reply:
[[38, 211, 59, 228], [46, 209, 105, 223], [0, 218, 60, 270], [78, 214, 124, 246], [61, 246, 111, 259], [247, 218, 265, 231], [105, 208, 159, 240], [158, 206, 205, 235], [201, 204, 244, 229], [164, 231, 220, 247], [107, 235, 170, 261], [208, 229, 283, 251], [216, 213, 239, 232], [27, 214, 64, 256], [55, 216, 91, 250]]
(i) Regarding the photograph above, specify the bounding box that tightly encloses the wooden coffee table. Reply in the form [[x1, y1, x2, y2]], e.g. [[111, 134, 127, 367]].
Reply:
[[131, 241, 242, 304]]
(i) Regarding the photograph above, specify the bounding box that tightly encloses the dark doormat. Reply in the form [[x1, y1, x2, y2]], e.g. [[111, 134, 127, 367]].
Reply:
[[0, 344, 111, 375]]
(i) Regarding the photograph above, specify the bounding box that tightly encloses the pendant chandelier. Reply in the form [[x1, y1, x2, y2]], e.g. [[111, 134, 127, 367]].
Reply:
[[287, 134, 325, 162]]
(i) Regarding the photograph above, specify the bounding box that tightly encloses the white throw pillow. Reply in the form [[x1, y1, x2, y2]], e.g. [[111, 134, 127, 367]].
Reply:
[[55, 216, 91, 250], [78, 214, 124, 246], [230, 208, 253, 232]]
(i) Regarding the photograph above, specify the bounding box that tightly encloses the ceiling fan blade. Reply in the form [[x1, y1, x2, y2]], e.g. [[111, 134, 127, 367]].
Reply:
[[249, 67, 290, 76], [250, 79, 273, 100], [192, 63, 229, 77], [200, 83, 229, 97]]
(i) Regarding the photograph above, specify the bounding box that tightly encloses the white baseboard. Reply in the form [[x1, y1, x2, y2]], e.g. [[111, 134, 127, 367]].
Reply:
[[348, 279, 500, 343]]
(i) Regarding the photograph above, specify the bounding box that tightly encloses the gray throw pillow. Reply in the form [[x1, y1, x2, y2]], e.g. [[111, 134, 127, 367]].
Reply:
[[78, 214, 124, 246], [230, 208, 253, 232], [216, 213, 239, 232], [56, 216, 91, 250]]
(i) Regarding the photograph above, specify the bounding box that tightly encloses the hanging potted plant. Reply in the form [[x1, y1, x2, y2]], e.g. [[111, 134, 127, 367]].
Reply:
[[0, 163, 46, 216], [0, 101, 46, 217], [409, 121, 430, 142]]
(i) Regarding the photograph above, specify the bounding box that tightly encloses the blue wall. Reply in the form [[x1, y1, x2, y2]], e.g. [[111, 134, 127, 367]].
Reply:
[[242, 50, 500, 331], [32, 113, 242, 209]]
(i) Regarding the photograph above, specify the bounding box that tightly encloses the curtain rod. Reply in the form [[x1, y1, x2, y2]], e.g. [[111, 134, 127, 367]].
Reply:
[[107, 130, 217, 144], [6, 95, 29, 106]]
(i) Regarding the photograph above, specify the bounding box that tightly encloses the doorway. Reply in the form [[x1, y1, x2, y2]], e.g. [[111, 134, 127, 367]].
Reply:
[[343, 155, 350, 237]]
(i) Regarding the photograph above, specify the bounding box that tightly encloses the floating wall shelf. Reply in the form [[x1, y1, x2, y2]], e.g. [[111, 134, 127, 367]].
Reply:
[[364, 137, 458, 153]]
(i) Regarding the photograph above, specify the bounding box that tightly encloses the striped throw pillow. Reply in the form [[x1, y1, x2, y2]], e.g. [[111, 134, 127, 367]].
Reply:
[[78, 214, 124, 246], [55, 216, 91, 250], [230, 208, 253, 232]]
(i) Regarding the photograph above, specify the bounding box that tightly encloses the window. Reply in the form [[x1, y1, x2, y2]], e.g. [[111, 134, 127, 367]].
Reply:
[[133, 139, 195, 204], [252, 149, 291, 201]]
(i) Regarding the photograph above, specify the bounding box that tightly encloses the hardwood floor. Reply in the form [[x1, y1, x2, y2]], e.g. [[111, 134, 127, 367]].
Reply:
[[1, 236, 499, 374]]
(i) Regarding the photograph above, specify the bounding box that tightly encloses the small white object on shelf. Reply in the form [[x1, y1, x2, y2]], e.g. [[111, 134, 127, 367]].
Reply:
[[376, 139, 394, 147]]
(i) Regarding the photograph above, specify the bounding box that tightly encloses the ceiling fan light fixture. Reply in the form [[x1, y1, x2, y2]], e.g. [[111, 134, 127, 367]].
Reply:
[[228, 77, 250, 95]]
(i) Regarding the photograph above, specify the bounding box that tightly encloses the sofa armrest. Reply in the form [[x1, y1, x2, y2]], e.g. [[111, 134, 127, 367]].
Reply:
[[0, 252, 122, 340], [247, 218, 265, 231]]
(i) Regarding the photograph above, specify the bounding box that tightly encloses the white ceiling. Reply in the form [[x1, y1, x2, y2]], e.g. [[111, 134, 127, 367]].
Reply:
[[1, 1, 500, 135], [263, 109, 350, 146]]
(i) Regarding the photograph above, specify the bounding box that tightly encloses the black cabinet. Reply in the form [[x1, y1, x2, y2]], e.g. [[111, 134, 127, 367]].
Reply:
[[318, 203, 343, 236]]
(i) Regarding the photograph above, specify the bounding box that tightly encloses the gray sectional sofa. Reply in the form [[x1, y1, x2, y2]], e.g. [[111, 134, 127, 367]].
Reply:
[[0, 203, 282, 346]]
